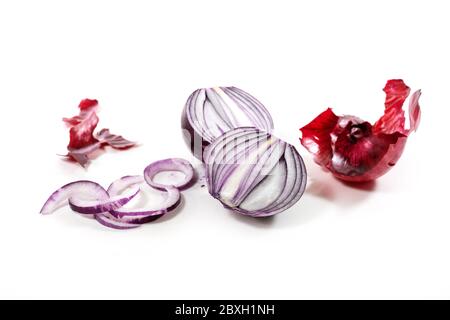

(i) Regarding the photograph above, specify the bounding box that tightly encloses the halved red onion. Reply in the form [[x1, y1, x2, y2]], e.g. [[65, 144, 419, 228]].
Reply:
[[143, 158, 195, 191], [181, 86, 274, 160], [68, 185, 140, 214], [40, 180, 109, 215], [204, 127, 307, 217], [107, 175, 182, 220]]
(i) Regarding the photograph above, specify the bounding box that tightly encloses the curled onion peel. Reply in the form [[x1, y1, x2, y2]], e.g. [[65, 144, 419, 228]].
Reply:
[[204, 127, 307, 217], [181, 87, 274, 160], [299, 79, 421, 182], [63, 99, 136, 167], [107, 175, 144, 195]]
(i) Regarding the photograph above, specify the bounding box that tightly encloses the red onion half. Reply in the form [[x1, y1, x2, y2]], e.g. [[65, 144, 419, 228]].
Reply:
[[204, 127, 307, 217], [181, 87, 274, 160]]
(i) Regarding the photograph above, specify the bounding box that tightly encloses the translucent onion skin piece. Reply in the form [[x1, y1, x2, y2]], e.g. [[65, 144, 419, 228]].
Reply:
[[181, 86, 274, 160], [299, 79, 421, 182], [62, 99, 136, 167], [204, 127, 307, 217]]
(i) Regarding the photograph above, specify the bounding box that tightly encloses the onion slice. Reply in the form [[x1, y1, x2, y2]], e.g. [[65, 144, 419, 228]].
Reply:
[[40, 158, 195, 229], [143, 158, 195, 191], [107, 175, 182, 220], [40, 180, 108, 215], [107, 175, 145, 195], [94, 213, 140, 230], [204, 127, 307, 217], [68, 185, 140, 214]]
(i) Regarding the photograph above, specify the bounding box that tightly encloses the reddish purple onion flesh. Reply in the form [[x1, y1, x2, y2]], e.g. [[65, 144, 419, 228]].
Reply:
[[204, 127, 307, 217], [181, 87, 274, 160]]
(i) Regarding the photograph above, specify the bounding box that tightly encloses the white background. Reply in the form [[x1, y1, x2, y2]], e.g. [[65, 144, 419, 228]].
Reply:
[[1, 0, 449, 299]]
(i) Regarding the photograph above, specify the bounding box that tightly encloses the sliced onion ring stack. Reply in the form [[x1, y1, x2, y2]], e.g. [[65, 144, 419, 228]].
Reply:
[[204, 127, 307, 217], [69, 185, 140, 215], [40, 158, 195, 230], [181, 86, 274, 160]]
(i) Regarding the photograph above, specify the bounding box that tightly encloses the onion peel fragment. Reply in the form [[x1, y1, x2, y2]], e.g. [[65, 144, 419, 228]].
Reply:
[[299, 79, 422, 182], [62, 99, 136, 167]]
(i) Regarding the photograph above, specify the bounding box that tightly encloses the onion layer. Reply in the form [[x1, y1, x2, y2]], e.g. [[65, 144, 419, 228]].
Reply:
[[40, 180, 108, 215], [95, 213, 140, 230], [69, 185, 140, 214], [204, 127, 307, 217], [143, 158, 195, 191], [107, 175, 181, 220], [40, 158, 195, 229], [181, 87, 274, 160]]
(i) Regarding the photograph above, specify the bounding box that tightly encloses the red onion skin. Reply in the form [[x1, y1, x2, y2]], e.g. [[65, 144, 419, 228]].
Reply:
[[62, 99, 136, 166], [331, 130, 407, 182], [300, 79, 421, 182]]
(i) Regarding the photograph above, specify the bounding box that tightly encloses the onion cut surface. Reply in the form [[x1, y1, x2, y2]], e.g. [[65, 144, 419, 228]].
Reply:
[[182, 87, 274, 160], [204, 127, 307, 217]]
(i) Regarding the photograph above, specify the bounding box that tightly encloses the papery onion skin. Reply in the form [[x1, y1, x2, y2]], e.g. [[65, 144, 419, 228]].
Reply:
[[299, 79, 421, 182], [62, 99, 136, 167], [181, 87, 274, 160], [204, 127, 307, 217]]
